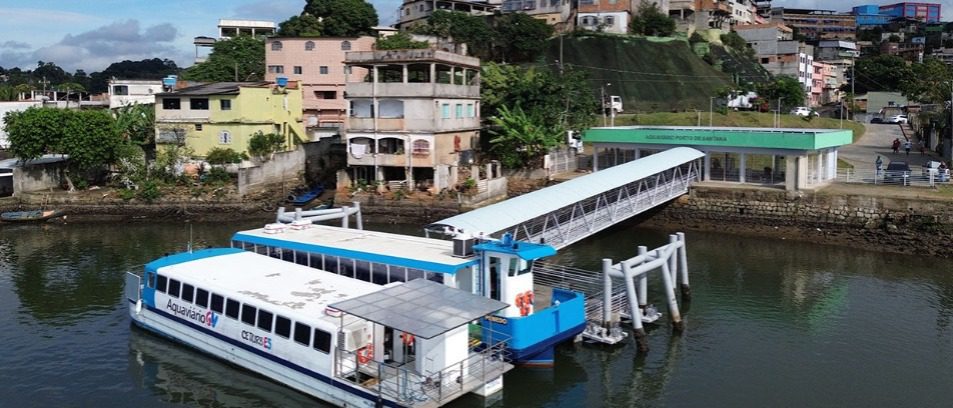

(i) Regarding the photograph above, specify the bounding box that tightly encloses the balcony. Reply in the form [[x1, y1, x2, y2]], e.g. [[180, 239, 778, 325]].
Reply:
[[346, 82, 479, 99]]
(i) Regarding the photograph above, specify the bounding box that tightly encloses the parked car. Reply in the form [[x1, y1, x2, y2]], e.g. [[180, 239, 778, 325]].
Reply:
[[870, 117, 884, 124], [884, 161, 911, 184], [790, 107, 813, 117], [887, 114, 908, 124], [922, 160, 950, 181]]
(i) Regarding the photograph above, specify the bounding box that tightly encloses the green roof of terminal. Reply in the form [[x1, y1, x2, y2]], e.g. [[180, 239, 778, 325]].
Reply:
[[584, 126, 853, 151]]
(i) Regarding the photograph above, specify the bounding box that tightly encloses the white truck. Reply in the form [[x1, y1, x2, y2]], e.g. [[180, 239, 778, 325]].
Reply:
[[604, 95, 622, 113]]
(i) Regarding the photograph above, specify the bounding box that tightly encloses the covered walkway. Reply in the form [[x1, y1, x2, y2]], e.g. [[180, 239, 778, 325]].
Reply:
[[426, 147, 704, 249]]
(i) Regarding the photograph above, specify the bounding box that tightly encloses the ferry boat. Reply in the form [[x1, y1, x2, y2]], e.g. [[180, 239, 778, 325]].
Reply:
[[125, 248, 513, 407], [229, 224, 587, 365]]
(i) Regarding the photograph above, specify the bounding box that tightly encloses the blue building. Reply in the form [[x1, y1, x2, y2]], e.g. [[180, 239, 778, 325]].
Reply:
[[853, 3, 941, 26]]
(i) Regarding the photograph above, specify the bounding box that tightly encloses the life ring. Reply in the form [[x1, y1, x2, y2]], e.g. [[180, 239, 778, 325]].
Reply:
[[357, 345, 374, 364], [401, 333, 415, 346], [516, 291, 534, 316]]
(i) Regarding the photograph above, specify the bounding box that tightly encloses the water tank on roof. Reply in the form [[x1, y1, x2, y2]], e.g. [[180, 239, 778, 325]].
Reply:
[[162, 76, 177, 90], [276, 76, 288, 87]]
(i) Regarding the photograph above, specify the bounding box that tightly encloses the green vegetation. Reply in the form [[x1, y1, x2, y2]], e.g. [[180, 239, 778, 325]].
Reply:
[[182, 35, 264, 82], [376, 32, 429, 50], [277, 0, 378, 38], [205, 147, 246, 165], [629, 2, 676, 37], [1, 59, 178, 95], [413, 11, 552, 63], [756, 75, 806, 111], [114, 103, 155, 146], [488, 105, 564, 168], [615, 111, 866, 141], [277, 14, 323, 37], [247, 131, 285, 158]]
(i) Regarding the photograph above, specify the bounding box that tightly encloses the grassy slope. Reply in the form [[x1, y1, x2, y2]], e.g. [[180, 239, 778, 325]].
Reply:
[[614, 111, 866, 141], [543, 35, 734, 112]]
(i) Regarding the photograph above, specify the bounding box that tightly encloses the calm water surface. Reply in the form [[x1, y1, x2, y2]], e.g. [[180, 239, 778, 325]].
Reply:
[[1, 219, 952, 407]]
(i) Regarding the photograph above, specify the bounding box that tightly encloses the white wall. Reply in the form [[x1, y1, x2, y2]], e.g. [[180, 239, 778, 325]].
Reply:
[[0, 101, 42, 148]]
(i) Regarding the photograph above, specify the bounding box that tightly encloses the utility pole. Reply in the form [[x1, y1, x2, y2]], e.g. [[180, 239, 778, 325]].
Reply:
[[601, 85, 606, 127], [850, 54, 855, 122], [709, 97, 715, 127]]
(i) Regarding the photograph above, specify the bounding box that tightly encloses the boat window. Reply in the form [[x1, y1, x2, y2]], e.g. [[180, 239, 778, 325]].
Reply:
[[282, 249, 294, 262], [147, 273, 156, 288], [295, 251, 308, 266], [275, 315, 292, 338], [181, 283, 195, 303], [355, 260, 370, 281], [313, 328, 331, 353], [426, 272, 444, 284], [519, 260, 534, 276], [408, 268, 425, 281], [195, 288, 209, 308], [157, 274, 167, 292], [294, 322, 311, 346], [168, 279, 181, 298], [241, 304, 257, 325], [257, 309, 274, 332], [310, 253, 322, 270], [225, 299, 240, 319], [210, 293, 224, 313], [254, 244, 268, 256]]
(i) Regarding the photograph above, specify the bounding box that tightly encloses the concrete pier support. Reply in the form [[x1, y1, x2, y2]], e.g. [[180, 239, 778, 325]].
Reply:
[[677, 232, 691, 301], [659, 253, 684, 332]]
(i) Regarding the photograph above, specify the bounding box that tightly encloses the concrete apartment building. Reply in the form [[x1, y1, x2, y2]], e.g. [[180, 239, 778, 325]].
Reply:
[[108, 79, 163, 109], [154, 82, 305, 157], [217, 19, 275, 38], [769, 8, 856, 41], [735, 23, 814, 99], [397, 0, 500, 30], [264, 36, 376, 140], [810, 62, 839, 106], [343, 49, 481, 192]]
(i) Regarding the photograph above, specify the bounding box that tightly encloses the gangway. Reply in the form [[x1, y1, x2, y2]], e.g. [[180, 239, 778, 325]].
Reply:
[[426, 147, 703, 249]]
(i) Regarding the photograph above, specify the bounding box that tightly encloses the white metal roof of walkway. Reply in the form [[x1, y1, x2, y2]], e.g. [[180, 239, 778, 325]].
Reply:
[[427, 147, 704, 247]]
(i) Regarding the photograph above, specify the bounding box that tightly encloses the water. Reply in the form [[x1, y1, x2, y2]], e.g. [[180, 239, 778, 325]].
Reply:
[[2, 219, 953, 407]]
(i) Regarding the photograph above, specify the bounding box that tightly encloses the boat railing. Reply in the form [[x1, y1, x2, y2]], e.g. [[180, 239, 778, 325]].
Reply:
[[334, 327, 512, 406]]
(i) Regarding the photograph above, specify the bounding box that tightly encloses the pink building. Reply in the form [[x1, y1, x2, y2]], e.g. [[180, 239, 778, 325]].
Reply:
[[810, 61, 839, 107], [265, 36, 376, 139]]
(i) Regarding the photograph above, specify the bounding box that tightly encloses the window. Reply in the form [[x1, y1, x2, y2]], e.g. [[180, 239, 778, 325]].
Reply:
[[181, 283, 194, 302], [168, 279, 181, 297], [257, 309, 274, 331], [241, 304, 257, 325], [268, 65, 284, 74], [219, 130, 232, 144], [605, 16, 615, 25], [210, 293, 224, 313], [294, 66, 302, 74], [315, 91, 336, 99], [294, 322, 311, 346], [112, 85, 129, 96], [195, 288, 209, 308], [190, 98, 209, 110], [195, 124, 203, 131], [313, 328, 331, 353], [467, 103, 474, 117], [162, 98, 181, 110], [271, 41, 282, 51], [225, 299, 240, 319], [455, 103, 463, 118], [147, 273, 156, 288], [341, 41, 351, 51], [305, 41, 315, 51], [405, 7, 410, 15], [441, 103, 450, 118], [320, 66, 329, 75], [220, 99, 231, 110], [412, 139, 430, 155], [156, 275, 167, 292], [275, 315, 292, 338]]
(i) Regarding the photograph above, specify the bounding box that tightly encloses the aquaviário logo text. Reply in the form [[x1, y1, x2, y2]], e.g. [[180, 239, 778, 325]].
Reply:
[[166, 299, 219, 328]]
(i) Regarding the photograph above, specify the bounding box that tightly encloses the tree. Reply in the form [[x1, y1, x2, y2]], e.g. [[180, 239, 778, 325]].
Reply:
[[114, 103, 155, 146], [182, 35, 265, 82], [303, 0, 378, 37], [4, 107, 123, 190], [414, 11, 493, 58], [277, 14, 323, 37], [721, 31, 747, 50], [375, 32, 430, 50], [756, 75, 805, 111], [481, 63, 597, 133], [488, 105, 563, 168], [850, 54, 912, 94], [88, 58, 179, 93], [247, 131, 285, 159], [630, 2, 676, 37], [900, 57, 953, 103], [490, 13, 554, 63]]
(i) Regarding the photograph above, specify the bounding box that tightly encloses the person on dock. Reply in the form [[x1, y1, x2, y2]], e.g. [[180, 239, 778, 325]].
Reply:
[[876, 156, 883, 177], [904, 140, 912, 156], [892, 138, 901, 154]]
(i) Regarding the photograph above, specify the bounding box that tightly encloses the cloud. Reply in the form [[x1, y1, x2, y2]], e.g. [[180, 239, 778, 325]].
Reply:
[[9, 19, 185, 72], [231, 0, 305, 22], [0, 8, 100, 25], [0, 41, 30, 49]]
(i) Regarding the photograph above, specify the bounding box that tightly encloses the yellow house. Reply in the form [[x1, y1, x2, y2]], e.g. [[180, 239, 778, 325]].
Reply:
[[154, 82, 304, 157]]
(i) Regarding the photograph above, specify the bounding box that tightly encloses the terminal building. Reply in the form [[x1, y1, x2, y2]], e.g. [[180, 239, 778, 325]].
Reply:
[[584, 126, 853, 191]]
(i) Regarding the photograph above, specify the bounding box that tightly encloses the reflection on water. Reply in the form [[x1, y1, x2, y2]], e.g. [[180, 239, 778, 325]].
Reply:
[[3, 220, 953, 407]]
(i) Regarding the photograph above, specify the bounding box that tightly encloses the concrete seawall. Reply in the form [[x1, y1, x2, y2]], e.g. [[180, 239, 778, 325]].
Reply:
[[642, 185, 953, 257]]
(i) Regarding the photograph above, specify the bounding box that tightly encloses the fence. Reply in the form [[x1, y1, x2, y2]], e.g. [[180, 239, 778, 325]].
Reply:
[[836, 167, 950, 188]]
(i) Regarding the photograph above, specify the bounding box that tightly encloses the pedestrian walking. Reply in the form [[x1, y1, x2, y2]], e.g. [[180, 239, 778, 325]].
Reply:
[[876, 155, 883, 177], [904, 140, 912, 156], [892, 138, 901, 154], [919, 140, 926, 155]]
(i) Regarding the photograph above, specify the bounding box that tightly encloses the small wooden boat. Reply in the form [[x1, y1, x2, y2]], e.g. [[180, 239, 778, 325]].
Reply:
[[286, 185, 324, 206], [1, 209, 65, 223]]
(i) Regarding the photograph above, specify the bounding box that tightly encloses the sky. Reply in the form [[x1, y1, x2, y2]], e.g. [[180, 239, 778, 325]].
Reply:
[[0, 0, 949, 73]]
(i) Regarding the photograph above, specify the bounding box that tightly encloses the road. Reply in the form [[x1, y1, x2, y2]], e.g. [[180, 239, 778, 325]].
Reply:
[[838, 123, 938, 171]]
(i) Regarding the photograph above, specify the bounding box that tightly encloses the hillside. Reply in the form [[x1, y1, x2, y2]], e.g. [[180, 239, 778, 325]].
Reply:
[[542, 35, 765, 112]]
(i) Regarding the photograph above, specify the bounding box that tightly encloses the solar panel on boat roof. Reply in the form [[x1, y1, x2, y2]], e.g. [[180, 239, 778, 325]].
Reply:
[[329, 279, 508, 339]]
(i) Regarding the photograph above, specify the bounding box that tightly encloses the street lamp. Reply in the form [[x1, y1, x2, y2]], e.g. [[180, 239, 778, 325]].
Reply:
[[601, 84, 607, 127]]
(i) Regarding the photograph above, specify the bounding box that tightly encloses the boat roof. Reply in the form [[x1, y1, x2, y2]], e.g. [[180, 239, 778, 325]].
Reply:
[[232, 225, 478, 274], [330, 279, 508, 339], [146, 248, 383, 323]]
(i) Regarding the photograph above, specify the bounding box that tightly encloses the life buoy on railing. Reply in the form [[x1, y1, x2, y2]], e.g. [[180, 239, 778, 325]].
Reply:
[[515, 291, 534, 316], [357, 345, 374, 364], [400, 333, 415, 346]]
